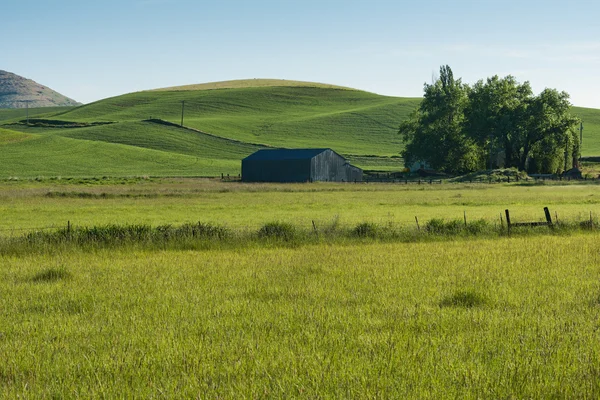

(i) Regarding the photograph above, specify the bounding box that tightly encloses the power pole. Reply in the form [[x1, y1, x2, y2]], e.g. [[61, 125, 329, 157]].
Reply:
[[19, 100, 32, 125], [181, 100, 185, 127], [564, 136, 569, 172], [489, 134, 494, 170], [578, 122, 583, 166]]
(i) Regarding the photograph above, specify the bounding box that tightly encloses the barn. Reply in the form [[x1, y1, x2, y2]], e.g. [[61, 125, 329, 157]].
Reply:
[[242, 148, 363, 183]]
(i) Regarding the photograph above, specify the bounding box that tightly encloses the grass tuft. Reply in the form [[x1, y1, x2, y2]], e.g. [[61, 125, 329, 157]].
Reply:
[[440, 290, 487, 308], [258, 222, 296, 240], [31, 267, 71, 283]]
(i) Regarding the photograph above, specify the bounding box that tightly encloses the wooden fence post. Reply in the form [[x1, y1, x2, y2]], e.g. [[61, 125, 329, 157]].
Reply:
[[415, 216, 420, 231], [505, 209, 511, 234], [544, 207, 553, 229]]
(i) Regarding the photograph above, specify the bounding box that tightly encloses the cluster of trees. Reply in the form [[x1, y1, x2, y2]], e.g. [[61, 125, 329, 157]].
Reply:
[[400, 66, 580, 174]]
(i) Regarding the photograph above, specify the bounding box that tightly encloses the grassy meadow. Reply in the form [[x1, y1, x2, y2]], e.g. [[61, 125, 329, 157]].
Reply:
[[2, 232, 600, 397], [2, 180, 600, 396], [1, 178, 600, 233]]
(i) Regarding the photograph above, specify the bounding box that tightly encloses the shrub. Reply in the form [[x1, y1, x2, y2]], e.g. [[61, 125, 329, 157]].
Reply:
[[426, 218, 463, 235], [352, 222, 379, 238], [175, 222, 229, 239], [466, 219, 490, 235], [258, 222, 296, 240]]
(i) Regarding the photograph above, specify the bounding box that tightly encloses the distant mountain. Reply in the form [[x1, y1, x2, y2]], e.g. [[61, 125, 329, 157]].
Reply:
[[0, 70, 81, 109]]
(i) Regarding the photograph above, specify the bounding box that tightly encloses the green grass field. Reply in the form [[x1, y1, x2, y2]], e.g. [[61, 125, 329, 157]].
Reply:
[[1, 178, 599, 234], [0, 106, 74, 123], [2, 180, 600, 397]]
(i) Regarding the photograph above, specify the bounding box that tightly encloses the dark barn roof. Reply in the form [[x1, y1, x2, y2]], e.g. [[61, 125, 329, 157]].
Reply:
[[243, 148, 332, 161]]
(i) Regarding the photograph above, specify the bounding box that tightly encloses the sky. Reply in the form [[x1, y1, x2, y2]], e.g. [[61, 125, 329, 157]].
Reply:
[[2, 0, 599, 108]]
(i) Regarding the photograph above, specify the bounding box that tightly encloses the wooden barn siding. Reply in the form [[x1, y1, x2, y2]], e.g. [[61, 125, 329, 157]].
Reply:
[[310, 150, 362, 182], [346, 165, 363, 182]]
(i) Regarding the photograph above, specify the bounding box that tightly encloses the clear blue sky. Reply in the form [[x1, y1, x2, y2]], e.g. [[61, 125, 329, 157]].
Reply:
[[3, 0, 599, 108]]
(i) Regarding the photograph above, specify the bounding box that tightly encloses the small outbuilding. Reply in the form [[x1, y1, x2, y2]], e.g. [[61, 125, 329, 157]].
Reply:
[[242, 148, 363, 183], [563, 167, 583, 180]]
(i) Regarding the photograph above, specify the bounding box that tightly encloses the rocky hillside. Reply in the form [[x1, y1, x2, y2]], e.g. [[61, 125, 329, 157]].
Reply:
[[0, 70, 81, 108]]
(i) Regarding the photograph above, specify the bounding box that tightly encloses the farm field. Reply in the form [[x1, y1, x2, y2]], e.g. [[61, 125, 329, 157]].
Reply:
[[2, 79, 598, 178]]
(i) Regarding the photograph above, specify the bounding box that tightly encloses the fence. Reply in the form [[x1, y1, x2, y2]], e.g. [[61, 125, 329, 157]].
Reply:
[[2, 208, 597, 240]]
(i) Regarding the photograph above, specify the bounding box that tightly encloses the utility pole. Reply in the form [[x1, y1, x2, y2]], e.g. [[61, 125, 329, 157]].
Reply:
[[19, 100, 32, 125], [564, 136, 569, 172], [580, 122, 584, 162], [489, 134, 494, 170], [180, 100, 185, 127]]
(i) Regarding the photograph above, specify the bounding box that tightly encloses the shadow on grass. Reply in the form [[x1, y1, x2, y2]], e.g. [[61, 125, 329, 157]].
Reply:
[[30, 267, 71, 283]]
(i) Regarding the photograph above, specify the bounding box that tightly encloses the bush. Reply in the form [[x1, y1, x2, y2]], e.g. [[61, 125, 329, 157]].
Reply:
[[258, 222, 296, 240], [352, 222, 379, 238], [426, 218, 463, 235], [175, 222, 229, 239], [466, 219, 490, 235]]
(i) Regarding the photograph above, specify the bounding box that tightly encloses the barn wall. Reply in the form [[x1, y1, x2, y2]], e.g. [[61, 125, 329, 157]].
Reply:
[[310, 150, 349, 182], [242, 159, 311, 182], [345, 165, 363, 182]]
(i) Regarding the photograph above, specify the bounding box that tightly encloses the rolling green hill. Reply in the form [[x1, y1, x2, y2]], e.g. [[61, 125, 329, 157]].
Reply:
[[48, 85, 419, 156], [0, 79, 598, 178], [0, 106, 75, 122]]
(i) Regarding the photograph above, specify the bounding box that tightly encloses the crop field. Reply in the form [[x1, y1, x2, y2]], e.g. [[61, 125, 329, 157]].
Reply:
[[2, 176, 600, 398]]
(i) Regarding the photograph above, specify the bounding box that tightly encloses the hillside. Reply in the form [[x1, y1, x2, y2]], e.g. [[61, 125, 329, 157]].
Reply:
[[0, 70, 81, 109], [151, 78, 354, 92], [0, 79, 599, 178], [37, 83, 420, 156]]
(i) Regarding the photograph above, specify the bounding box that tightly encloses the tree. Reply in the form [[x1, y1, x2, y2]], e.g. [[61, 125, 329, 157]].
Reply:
[[400, 67, 580, 174], [465, 75, 532, 169], [518, 89, 579, 172], [400, 65, 483, 174]]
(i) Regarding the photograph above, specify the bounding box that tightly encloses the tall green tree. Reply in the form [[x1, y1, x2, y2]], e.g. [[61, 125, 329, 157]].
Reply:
[[465, 75, 532, 168], [518, 89, 579, 172], [400, 66, 580, 174], [400, 65, 482, 174]]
